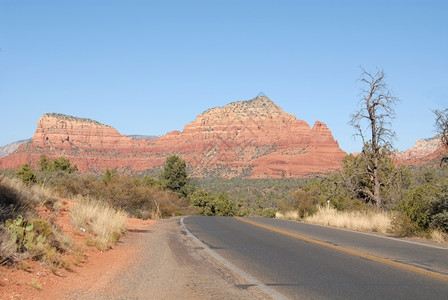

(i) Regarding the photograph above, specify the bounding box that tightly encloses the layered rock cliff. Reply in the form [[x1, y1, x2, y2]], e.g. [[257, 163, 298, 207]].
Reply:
[[0, 96, 347, 178], [394, 136, 446, 166]]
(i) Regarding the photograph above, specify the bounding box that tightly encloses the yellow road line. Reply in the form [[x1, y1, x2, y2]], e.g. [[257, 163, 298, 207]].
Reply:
[[235, 217, 448, 282]]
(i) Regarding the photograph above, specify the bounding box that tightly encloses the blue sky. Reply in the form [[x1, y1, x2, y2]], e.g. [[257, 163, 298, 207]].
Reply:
[[0, 0, 447, 153]]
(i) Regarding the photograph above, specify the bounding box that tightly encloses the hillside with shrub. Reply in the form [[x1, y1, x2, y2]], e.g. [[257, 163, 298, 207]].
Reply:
[[0, 154, 196, 271]]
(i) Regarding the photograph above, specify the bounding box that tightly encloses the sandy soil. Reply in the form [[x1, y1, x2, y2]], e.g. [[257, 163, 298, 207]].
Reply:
[[0, 203, 154, 300]]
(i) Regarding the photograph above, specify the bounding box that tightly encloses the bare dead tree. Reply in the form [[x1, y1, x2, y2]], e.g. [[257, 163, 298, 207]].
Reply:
[[434, 108, 448, 166], [349, 67, 399, 208]]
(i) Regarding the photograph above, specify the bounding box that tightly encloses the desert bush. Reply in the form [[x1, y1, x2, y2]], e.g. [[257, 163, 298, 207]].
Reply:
[[400, 183, 438, 230], [0, 173, 71, 268], [193, 177, 305, 216], [430, 229, 448, 243], [0, 225, 22, 265], [50, 170, 192, 219], [39, 155, 77, 174], [51, 223, 74, 252], [398, 182, 448, 233], [1, 215, 67, 267], [189, 190, 237, 216], [112, 175, 181, 217], [189, 190, 214, 215], [158, 155, 192, 197], [278, 189, 322, 219], [257, 207, 276, 218], [16, 164, 36, 185], [429, 193, 448, 233], [70, 198, 127, 250], [389, 212, 419, 237], [295, 190, 320, 218], [155, 189, 191, 218], [0, 176, 28, 222], [213, 192, 236, 216], [337, 147, 410, 209], [142, 175, 164, 189], [0, 174, 58, 222], [51, 173, 95, 198]]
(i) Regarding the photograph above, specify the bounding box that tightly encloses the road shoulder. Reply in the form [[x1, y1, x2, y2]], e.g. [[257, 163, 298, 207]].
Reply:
[[69, 217, 272, 299]]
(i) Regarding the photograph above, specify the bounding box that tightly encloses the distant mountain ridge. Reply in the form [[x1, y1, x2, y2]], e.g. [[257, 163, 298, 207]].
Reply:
[[128, 135, 158, 140], [0, 139, 31, 158], [394, 135, 445, 165], [1, 95, 345, 178]]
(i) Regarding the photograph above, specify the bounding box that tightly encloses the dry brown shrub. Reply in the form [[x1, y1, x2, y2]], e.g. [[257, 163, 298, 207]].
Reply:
[[430, 229, 448, 243]]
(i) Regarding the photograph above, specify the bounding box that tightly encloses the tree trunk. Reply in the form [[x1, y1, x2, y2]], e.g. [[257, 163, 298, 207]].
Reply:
[[370, 102, 382, 208], [373, 155, 381, 208]]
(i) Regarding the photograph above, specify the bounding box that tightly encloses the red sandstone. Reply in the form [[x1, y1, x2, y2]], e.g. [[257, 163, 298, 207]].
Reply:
[[0, 96, 347, 178]]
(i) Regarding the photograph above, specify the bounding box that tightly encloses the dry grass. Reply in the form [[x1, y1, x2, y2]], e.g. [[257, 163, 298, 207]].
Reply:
[[0, 227, 22, 265], [304, 207, 391, 233], [430, 229, 448, 244], [275, 211, 299, 220], [277, 206, 392, 234], [18, 260, 30, 271], [70, 198, 127, 250], [0, 174, 58, 219], [30, 279, 41, 290]]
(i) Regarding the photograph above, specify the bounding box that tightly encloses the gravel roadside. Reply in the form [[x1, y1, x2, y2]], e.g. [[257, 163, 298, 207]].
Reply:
[[67, 217, 271, 300]]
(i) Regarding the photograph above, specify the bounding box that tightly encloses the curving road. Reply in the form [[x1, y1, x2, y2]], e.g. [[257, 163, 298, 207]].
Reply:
[[182, 216, 448, 300]]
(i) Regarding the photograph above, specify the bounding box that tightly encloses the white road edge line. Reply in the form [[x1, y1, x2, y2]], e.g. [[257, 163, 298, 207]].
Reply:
[[180, 217, 289, 300]]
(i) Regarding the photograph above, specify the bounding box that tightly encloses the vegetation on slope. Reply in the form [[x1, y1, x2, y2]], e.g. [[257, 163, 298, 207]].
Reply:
[[0, 155, 193, 268]]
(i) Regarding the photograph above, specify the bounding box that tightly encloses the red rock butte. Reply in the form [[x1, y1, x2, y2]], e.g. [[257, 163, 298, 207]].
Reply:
[[0, 96, 347, 178]]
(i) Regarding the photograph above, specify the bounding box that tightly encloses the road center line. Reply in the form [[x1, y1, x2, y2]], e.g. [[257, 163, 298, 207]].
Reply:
[[235, 217, 448, 282]]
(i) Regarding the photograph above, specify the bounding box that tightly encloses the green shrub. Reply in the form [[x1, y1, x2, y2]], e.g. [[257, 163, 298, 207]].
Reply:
[[39, 155, 77, 173], [257, 208, 276, 218], [189, 190, 237, 216], [400, 183, 439, 230], [213, 192, 236, 216], [398, 181, 448, 233], [158, 155, 194, 197], [189, 190, 216, 216], [16, 164, 36, 185], [29, 219, 53, 238], [429, 191, 448, 233]]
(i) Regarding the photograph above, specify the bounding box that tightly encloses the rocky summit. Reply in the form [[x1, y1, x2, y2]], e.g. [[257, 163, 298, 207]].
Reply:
[[0, 96, 347, 178], [393, 136, 446, 166]]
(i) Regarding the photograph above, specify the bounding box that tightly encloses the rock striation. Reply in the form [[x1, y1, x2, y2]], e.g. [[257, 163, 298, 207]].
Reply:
[[0, 96, 347, 178], [393, 136, 446, 166]]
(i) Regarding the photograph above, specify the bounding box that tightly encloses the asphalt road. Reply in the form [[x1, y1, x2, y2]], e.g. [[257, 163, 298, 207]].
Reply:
[[182, 216, 448, 300]]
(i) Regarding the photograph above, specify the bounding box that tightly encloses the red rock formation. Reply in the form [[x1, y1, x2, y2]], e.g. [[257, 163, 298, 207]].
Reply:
[[393, 136, 446, 166], [0, 97, 347, 178]]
